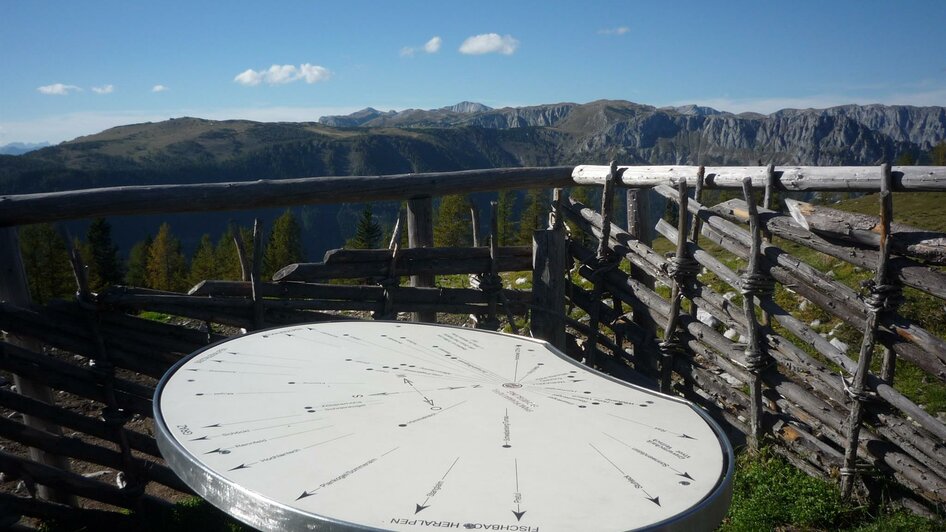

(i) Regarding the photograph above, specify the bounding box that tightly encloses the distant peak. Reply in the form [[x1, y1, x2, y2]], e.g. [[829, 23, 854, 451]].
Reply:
[[444, 101, 492, 114], [659, 104, 724, 117]]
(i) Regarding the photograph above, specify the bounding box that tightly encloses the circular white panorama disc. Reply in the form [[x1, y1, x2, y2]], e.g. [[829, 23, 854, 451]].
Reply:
[[156, 321, 733, 531]]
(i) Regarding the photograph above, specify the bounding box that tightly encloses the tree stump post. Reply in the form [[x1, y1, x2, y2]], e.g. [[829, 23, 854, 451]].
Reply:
[[408, 197, 436, 323], [531, 188, 567, 350]]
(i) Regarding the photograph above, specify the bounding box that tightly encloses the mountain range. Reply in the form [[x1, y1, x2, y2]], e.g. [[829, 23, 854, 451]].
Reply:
[[0, 99, 943, 256]]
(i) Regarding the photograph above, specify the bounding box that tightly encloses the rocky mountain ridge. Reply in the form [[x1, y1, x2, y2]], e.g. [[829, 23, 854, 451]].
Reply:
[[2, 99, 943, 197]]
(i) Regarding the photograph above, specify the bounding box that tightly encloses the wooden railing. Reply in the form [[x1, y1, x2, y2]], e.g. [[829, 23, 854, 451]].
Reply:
[[1, 164, 946, 526]]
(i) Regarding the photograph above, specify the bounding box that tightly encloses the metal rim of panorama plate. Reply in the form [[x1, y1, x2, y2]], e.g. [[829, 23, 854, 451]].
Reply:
[[154, 321, 734, 532]]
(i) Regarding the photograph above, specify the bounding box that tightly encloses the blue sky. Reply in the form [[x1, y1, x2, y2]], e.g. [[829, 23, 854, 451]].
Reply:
[[2, 0, 945, 144]]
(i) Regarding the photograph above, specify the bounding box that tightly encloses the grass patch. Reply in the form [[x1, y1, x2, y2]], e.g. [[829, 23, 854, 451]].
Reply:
[[138, 310, 175, 323], [721, 449, 943, 531]]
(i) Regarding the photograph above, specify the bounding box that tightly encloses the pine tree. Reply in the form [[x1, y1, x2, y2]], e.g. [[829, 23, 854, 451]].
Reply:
[[18, 223, 75, 303], [85, 218, 123, 291], [126, 235, 152, 286], [496, 190, 515, 246], [264, 210, 305, 279], [434, 194, 473, 247], [517, 189, 547, 245], [188, 234, 218, 287], [146, 223, 188, 291], [347, 204, 384, 249]]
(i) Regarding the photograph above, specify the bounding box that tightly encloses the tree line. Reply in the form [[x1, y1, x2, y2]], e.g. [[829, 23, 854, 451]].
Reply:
[[18, 210, 306, 303], [15, 188, 558, 303]]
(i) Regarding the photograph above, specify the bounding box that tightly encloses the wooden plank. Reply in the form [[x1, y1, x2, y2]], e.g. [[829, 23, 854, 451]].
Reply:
[[319, 246, 532, 265], [573, 165, 946, 191], [786, 198, 946, 265], [273, 251, 533, 281], [0, 450, 170, 512], [710, 199, 946, 370], [0, 167, 575, 227]]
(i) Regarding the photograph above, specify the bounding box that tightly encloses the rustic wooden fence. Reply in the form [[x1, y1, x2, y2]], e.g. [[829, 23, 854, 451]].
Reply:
[[1, 164, 945, 527]]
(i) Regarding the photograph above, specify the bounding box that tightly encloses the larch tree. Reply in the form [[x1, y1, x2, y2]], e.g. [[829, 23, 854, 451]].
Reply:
[[146, 223, 188, 291], [188, 234, 218, 287], [264, 210, 305, 279], [433, 194, 473, 247], [126, 235, 153, 287], [214, 224, 250, 281], [18, 223, 75, 303]]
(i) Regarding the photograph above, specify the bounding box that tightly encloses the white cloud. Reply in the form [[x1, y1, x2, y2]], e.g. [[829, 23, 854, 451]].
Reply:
[[234, 64, 332, 86], [152, 84, 169, 93], [401, 36, 442, 57], [92, 84, 114, 95], [298, 63, 331, 84], [37, 83, 82, 95], [598, 26, 630, 36], [424, 36, 442, 54], [234, 69, 262, 86], [459, 33, 519, 55]]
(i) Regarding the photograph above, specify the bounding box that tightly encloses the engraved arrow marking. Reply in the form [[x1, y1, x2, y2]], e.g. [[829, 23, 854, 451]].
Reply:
[[512, 458, 526, 521], [202, 413, 301, 428], [297, 447, 399, 501], [589, 443, 661, 506], [603, 433, 694, 481], [512, 345, 521, 382], [415, 456, 460, 514], [227, 433, 354, 471], [608, 414, 696, 439], [403, 377, 436, 408]]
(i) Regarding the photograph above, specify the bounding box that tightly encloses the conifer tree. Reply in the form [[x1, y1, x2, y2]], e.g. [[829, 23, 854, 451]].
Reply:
[[517, 189, 547, 245], [933, 141, 946, 166], [18, 223, 75, 303], [146, 223, 188, 291], [188, 234, 218, 287], [85, 218, 123, 291], [434, 194, 473, 247], [264, 210, 305, 278], [347, 204, 383, 249], [126, 235, 152, 286], [496, 190, 515, 246], [214, 224, 252, 281]]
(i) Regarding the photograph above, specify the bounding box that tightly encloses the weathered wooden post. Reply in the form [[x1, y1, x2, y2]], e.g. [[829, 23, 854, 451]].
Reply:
[[531, 188, 567, 350], [627, 185, 658, 371], [688, 167, 705, 320], [0, 227, 75, 504], [658, 179, 697, 393], [740, 177, 773, 451], [585, 162, 619, 368], [841, 163, 900, 499], [408, 196, 436, 323]]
